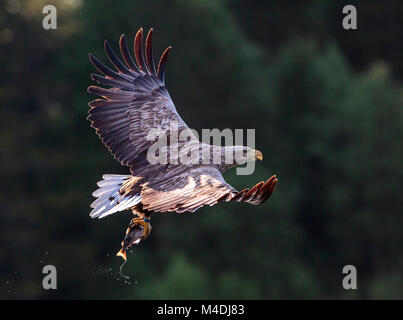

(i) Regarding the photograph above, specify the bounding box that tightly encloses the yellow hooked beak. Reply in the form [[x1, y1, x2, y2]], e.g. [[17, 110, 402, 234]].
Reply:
[[255, 150, 263, 161]]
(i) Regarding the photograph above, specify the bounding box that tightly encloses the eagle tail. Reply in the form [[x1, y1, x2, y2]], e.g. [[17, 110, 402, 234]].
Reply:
[[89, 174, 141, 219]]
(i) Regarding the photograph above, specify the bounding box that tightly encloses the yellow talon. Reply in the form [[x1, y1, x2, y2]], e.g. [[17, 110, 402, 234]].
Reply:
[[140, 218, 152, 238]]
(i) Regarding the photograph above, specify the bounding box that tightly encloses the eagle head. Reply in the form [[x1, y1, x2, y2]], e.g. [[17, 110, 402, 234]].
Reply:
[[221, 146, 263, 167]]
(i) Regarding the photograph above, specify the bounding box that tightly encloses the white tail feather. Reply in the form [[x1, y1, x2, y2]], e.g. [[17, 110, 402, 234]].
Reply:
[[90, 174, 141, 219]]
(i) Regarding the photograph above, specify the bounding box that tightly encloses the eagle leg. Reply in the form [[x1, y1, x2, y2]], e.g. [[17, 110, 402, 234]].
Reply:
[[116, 209, 152, 261]]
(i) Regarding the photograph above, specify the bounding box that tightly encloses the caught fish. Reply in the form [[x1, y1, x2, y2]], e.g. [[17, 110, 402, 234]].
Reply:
[[116, 216, 152, 261]]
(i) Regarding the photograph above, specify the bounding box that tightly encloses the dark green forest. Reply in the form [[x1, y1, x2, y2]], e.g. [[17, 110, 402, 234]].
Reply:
[[0, 0, 402, 299]]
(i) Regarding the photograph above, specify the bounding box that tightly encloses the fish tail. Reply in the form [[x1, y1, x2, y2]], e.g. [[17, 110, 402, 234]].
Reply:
[[116, 248, 127, 261]]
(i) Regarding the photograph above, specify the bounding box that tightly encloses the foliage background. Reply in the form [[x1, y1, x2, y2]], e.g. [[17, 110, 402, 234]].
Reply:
[[0, 0, 402, 299]]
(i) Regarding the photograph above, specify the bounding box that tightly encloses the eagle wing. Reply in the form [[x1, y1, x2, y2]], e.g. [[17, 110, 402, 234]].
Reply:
[[87, 28, 193, 173], [141, 166, 278, 213]]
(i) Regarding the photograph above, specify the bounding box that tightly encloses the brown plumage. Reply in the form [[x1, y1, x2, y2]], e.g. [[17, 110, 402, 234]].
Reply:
[[87, 28, 278, 260]]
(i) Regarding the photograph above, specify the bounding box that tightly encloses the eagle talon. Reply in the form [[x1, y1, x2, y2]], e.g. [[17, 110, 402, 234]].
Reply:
[[116, 217, 152, 261]]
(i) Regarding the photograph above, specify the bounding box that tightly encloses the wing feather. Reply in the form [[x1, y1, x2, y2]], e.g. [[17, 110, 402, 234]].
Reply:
[[104, 40, 131, 74], [157, 46, 171, 82], [145, 28, 157, 75], [88, 28, 190, 171], [227, 175, 278, 205], [134, 28, 148, 73], [119, 34, 141, 74]]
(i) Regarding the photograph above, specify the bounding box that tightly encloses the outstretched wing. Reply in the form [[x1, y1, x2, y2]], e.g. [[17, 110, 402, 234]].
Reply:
[[141, 166, 278, 213], [87, 28, 193, 172]]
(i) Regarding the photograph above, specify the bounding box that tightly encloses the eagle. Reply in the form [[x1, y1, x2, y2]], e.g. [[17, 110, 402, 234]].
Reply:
[[87, 28, 278, 260]]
